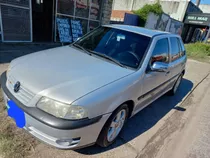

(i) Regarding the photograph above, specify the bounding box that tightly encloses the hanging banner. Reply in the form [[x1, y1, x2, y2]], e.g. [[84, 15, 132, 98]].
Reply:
[[56, 18, 72, 43]]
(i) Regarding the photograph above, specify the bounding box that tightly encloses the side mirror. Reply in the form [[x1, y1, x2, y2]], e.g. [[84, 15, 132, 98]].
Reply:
[[151, 62, 168, 72]]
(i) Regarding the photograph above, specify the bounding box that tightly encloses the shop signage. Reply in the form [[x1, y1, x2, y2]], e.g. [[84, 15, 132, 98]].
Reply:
[[184, 14, 210, 26], [56, 18, 83, 43], [71, 20, 83, 42], [57, 18, 73, 43]]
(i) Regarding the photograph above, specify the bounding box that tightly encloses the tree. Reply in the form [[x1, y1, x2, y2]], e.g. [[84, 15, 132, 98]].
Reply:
[[133, 2, 163, 26]]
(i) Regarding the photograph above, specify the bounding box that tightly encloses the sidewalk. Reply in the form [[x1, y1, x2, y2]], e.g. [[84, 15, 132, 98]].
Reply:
[[0, 43, 61, 64]]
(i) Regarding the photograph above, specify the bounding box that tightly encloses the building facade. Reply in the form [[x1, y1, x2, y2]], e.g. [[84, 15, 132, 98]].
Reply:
[[199, 4, 210, 14], [112, 0, 202, 22], [0, 0, 113, 43]]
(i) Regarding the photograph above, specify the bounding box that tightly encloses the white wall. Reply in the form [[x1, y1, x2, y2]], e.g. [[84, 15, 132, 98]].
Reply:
[[112, 0, 133, 11], [112, 0, 190, 21], [199, 4, 210, 13]]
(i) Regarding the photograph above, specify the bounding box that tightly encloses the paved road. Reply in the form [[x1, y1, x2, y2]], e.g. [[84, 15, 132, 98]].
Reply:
[[1, 46, 210, 158]]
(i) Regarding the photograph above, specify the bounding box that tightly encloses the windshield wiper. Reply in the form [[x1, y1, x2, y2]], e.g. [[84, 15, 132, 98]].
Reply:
[[72, 44, 126, 68], [72, 43, 91, 55], [87, 50, 126, 68]]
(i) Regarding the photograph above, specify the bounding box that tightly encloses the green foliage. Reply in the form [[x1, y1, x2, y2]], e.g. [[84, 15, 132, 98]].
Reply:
[[133, 2, 163, 26], [134, 3, 163, 21], [185, 42, 210, 62]]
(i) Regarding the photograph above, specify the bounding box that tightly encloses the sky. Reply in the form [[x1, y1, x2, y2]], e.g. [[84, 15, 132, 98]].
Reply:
[[191, 0, 210, 4]]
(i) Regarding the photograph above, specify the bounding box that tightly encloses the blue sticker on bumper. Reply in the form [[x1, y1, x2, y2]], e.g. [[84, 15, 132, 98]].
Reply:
[[7, 100, 26, 128]]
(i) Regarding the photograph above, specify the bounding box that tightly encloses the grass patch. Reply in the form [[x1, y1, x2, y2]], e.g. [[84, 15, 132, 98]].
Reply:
[[185, 42, 210, 63], [0, 90, 39, 158]]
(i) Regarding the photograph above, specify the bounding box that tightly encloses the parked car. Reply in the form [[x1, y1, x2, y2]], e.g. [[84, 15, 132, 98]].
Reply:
[[0, 25, 186, 149]]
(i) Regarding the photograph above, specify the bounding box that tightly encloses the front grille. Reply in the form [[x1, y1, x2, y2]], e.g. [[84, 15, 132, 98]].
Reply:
[[6, 75, 35, 105]]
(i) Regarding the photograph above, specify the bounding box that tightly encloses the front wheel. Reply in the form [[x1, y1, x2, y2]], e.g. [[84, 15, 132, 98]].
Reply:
[[168, 73, 183, 95], [97, 104, 129, 147]]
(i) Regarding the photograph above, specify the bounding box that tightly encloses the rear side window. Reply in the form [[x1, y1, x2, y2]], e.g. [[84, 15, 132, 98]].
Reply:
[[151, 38, 169, 65], [170, 37, 181, 62], [178, 39, 186, 57]]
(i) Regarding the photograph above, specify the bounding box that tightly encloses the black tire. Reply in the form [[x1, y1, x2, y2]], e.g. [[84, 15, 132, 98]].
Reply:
[[168, 73, 183, 96], [97, 104, 129, 147]]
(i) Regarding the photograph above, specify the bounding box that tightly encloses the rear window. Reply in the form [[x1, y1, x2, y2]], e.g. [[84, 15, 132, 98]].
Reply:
[[170, 37, 181, 62], [178, 39, 186, 57]]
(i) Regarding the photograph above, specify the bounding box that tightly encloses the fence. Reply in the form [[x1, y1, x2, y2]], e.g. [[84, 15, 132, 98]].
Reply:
[[145, 12, 183, 35]]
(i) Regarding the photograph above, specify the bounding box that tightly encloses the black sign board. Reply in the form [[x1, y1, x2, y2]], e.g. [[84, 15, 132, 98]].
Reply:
[[71, 20, 83, 42], [184, 14, 210, 26], [57, 18, 72, 43]]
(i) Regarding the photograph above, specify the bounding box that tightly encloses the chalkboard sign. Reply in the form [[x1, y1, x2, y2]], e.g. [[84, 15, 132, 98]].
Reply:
[[57, 18, 72, 43], [71, 20, 83, 42]]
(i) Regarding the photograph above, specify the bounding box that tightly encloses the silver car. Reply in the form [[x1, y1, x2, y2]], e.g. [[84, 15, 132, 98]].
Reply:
[[0, 25, 186, 149]]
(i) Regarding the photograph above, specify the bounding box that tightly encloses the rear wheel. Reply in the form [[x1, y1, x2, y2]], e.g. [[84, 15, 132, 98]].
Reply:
[[97, 104, 129, 147], [168, 73, 183, 95]]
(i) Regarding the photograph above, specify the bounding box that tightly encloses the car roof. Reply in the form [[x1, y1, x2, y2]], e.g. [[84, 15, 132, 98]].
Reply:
[[103, 24, 171, 38]]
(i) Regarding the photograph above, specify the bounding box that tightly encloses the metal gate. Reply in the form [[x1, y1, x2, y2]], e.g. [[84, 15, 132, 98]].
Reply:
[[0, 0, 32, 42]]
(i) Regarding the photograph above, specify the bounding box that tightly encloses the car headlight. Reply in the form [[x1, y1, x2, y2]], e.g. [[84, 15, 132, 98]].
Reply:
[[36, 97, 88, 120]]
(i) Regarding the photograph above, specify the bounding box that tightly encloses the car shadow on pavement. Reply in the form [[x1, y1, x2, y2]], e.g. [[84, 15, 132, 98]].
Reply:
[[76, 78, 193, 155]]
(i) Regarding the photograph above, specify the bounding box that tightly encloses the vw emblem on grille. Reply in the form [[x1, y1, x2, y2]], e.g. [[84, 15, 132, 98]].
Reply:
[[14, 81, 21, 93]]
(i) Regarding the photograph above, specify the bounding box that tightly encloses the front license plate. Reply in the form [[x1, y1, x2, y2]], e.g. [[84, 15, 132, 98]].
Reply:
[[7, 100, 26, 128]]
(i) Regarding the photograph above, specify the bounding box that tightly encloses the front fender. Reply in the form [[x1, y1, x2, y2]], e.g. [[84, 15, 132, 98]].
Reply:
[[72, 72, 143, 119]]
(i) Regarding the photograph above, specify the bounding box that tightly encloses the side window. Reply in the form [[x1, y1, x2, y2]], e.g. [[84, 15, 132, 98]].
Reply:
[[151, 38, 169, 65], [178, 39, 186, 57], [170, 37, 181, 61]]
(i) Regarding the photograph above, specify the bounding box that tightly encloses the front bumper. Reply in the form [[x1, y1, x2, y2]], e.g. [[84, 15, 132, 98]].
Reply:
[[22, 112, 110, 149], [0, 72, 111, 149]]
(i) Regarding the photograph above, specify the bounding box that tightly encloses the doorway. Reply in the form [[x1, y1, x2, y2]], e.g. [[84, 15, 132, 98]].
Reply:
[[182, 24, 209, 43], [32, 0, 54, 42]]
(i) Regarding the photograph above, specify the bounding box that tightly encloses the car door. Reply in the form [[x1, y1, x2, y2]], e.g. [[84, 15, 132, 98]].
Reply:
[[138, 37, 170, 108]]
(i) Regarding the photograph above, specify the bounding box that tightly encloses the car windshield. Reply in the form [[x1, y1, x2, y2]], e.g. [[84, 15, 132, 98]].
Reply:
[[74, 26, 151, 69]]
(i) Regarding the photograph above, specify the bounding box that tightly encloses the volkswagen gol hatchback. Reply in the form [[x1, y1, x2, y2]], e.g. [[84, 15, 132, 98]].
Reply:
[[0, 25, 186, 149]]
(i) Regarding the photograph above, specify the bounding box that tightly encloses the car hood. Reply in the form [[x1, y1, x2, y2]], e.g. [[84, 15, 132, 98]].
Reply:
[[9, 46, 134, 104]]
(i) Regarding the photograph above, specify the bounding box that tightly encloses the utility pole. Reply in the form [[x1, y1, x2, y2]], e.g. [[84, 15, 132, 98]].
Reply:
[[196, 0, 201, 7], [131, 0, 134, 11]]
